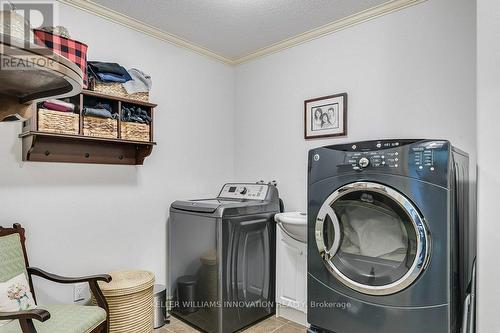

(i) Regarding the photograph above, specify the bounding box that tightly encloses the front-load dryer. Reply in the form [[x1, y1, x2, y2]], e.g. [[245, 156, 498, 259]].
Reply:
[[307, 139, 476, 333]]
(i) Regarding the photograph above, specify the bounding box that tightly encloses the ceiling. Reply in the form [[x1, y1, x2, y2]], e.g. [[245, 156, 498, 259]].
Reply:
[[64, 0, 425, 64]]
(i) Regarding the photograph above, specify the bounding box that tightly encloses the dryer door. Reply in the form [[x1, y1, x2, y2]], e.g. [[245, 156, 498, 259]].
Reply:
[[315, 181, 431, 296]]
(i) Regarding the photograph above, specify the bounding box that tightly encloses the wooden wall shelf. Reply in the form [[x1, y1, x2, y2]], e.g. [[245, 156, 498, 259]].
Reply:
[[0, 34, 83, 121], [20, 90, 157, 165]]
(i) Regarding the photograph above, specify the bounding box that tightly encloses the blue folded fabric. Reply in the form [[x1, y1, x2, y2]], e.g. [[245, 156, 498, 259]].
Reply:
[[87, 62, 133, 83], [88, 62, 129, 76], [96, 72, 132, 83], [83, 107, 118, 119], [94, 103, 112, 112]]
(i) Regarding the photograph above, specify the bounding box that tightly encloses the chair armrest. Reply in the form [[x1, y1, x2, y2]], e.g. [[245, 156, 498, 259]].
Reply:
[[26, 267, 111, 333], [0, 309, 50, 322], [0, 309, 50, 333], [27, 267, 111, 284]]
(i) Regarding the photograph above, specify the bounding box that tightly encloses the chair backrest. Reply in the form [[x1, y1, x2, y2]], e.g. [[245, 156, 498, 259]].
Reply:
[[0, 234, 27, 283], [0, 224, 33, 299]]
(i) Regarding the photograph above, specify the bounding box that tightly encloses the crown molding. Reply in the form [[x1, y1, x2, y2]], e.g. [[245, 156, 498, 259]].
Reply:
[[58, 0, 427, 66], [233, 0, 428, 65], [57, 0, 235, 65]]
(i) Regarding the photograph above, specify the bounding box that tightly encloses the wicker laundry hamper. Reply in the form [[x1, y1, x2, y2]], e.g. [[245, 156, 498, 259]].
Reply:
[[199, 249, 217, 312], [92, 270, 155, 333]]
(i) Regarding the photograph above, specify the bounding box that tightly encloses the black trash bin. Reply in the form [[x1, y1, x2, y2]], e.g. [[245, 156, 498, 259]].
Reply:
[[176, 275, 198, 313]]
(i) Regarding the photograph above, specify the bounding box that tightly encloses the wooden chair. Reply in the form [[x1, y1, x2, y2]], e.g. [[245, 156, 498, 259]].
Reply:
[[0, 224, 111, 333]]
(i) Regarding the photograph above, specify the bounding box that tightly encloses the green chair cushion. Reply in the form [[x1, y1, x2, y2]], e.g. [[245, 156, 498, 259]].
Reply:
[[0, 234, 27, 283], [0, 305, 106, 333]]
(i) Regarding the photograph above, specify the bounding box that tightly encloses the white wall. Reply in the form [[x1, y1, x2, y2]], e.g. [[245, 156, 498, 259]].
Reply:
[[0, 3, 234, 304], [234, 0, 476, 211], [0, 1, 489, 329], [477, 1, 500, 332], [235, 0, 481, 326]]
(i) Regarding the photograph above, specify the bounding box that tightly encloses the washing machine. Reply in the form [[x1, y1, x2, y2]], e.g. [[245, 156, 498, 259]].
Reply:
[[168, 182, 279, 333], [307, 139, 476, 333]]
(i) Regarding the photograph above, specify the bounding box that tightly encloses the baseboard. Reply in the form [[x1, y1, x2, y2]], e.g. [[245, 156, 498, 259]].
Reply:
[[276, 304, 308, 327]]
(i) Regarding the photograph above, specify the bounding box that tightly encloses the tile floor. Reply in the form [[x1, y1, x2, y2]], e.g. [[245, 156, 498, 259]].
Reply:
[[155, 315, 307, 333]]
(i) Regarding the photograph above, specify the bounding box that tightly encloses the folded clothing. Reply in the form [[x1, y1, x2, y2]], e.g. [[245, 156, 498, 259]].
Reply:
[[83, 101, 118, 119], [88, 61, 129, 76], [46, 99, 75, 111], [42, 99, 75, 113], [88, 61, 132, 83], [96, 72, 130, 83], [121, 106, 151, 124], [122, 68, 152, 94], [94, 102, 112, 112], [83, 107, 118, 119]]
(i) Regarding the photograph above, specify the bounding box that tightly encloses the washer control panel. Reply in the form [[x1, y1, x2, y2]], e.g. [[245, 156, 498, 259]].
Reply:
[[218, 183, 269, 200]]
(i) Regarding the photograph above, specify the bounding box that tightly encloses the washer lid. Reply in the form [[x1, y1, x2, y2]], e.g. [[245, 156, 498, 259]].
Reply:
[[171, 199, 223, 213]]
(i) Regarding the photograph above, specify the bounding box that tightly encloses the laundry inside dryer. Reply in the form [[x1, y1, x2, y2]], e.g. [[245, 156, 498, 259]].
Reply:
[[335, 193, 410, 260], [327, 191, 415, 286]]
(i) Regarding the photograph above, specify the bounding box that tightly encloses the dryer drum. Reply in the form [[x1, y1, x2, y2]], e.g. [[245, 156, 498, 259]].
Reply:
[[315, 181, 431, 296]]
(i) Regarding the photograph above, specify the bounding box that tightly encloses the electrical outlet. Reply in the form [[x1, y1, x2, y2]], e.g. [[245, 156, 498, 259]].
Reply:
[[73, 283, 87, 302]]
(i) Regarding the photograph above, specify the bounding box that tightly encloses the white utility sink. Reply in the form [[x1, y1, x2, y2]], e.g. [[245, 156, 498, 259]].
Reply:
[[275, 212, 307, 243]]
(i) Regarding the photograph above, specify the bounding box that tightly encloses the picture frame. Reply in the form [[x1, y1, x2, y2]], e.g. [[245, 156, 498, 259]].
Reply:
[[304, 93, 347, 139]]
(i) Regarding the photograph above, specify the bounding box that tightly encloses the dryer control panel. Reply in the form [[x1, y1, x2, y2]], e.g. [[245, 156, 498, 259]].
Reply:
[[346, 150, 400, 170], [309, 139, 453, 187], [218, 183, 269, 200], [340, 140, 446, 173], [411, 145, 437, 171]]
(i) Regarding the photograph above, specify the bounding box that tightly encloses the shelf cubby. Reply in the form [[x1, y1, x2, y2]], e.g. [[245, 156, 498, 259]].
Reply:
[[20, 90, 157, 165]]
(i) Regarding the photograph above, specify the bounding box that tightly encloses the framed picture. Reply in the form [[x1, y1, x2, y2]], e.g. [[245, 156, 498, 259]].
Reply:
[[304, 93, 347, 139]]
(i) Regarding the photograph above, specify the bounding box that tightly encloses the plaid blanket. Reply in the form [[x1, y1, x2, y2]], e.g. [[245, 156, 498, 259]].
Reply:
[[33, 29, 88, 88]]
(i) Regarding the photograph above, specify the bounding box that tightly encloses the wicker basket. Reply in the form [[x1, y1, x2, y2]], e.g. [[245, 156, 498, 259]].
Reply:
[[92, 270, 155, 333], [200, 249, 217, 313], [83, 116, 118, 138], [38, 109, 79, 135], [89, 78, 149, 103], [121, 122, 150, 142]]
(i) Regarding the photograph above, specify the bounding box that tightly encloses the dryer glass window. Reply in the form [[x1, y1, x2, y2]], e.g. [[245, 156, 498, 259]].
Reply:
[[330, 190, 417, 287], [323, 214, 337, 252]]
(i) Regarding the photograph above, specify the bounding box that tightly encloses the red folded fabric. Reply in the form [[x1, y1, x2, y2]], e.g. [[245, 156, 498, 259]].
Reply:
[[43, 101, 71, 112]]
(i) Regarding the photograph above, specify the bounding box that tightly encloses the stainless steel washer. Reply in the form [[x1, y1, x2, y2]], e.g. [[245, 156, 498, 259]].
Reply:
[[168, 183, 280, 333]]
